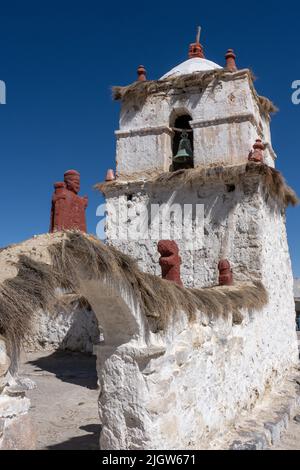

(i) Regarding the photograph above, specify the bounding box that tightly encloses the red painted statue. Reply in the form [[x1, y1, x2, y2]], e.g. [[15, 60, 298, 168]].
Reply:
[[218, 259, 233, 286], [50, 170, 88, 233], [157, 240, 183, 287]]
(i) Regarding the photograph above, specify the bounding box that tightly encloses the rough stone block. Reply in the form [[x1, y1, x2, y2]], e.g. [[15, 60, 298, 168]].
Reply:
[[0, 414, 36, 450]]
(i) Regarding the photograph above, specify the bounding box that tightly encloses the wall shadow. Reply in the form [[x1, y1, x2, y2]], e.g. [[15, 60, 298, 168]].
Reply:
[[27, 350, 98, 390], [46, 424, 101, 450]]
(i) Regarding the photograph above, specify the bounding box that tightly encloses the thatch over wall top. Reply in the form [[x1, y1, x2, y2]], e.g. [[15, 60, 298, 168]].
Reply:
[[0, 232, 268, 364], [112, 68, 278, 118], [96, 162, 298, 208]]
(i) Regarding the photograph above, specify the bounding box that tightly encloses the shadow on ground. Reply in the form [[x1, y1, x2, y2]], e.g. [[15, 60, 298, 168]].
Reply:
[[46, 424, 101, 450], [27, 350, 98, 390]]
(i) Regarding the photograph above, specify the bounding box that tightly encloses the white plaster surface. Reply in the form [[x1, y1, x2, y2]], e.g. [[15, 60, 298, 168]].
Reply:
[[24, 305, 100, 354], [93, 285, 298, 449], [0, 336, 34, 449], [160, 57, 221, 79], [105, 176, 275, 287]]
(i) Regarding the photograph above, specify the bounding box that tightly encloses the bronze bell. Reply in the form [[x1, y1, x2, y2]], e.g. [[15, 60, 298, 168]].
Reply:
[[173, 131, 193, 166]]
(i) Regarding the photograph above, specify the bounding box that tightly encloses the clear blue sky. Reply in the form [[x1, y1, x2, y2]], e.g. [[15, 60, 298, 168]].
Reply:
[[0, 1, 299, 275]]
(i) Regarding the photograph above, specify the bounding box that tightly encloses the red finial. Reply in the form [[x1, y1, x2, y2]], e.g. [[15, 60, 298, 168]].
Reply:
[[188, 26, 205, 59], [225, 49, 237, 72], [137, 65, 147, 82], [248, 139, 265, 163], [105, 169, 115, 182], [218, 260, 233, 286]]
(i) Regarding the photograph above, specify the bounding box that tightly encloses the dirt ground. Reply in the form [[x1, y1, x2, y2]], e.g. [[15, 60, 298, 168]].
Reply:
[[20, 350, 100, 450]]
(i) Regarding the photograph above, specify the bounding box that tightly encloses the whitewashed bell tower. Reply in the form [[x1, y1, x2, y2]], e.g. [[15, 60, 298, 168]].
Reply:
[[114, 28, 276, 179], [98, 29, 292, 291], [95, 29, 298, 450]]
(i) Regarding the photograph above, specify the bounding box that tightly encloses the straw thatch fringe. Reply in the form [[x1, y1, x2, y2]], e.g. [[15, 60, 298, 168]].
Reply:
[[245, 163, 298, 207], [257, 96, 278, 115], [112, 69, 246, 101], [97, 162, 298, 208], [112, 69, 277, 118], [153, 162, 298, 207], [0, 232, 269, 366], [0, 256, 62, 370]]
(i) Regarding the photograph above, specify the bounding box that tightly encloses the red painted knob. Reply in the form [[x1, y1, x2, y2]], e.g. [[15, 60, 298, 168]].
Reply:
[[137, 65, 146, 82]]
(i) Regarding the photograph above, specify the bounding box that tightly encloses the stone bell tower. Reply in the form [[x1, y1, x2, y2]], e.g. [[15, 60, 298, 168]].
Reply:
[[97, 29, 296, 296], [95, 29, 299, 450], [113, 28, 276, 179]]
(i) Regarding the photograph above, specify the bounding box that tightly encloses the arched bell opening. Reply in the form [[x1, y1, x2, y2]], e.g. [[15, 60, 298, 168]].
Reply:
[[170, 114, 194, 171]]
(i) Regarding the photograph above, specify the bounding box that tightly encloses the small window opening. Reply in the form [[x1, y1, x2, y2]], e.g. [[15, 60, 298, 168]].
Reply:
[[226, 184, 236, 193]]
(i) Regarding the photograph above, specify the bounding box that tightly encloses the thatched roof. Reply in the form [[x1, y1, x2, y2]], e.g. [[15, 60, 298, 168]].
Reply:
[[0, 232, 268, 365], [96, 162, 298, 208], [112, 69, 278, 118]]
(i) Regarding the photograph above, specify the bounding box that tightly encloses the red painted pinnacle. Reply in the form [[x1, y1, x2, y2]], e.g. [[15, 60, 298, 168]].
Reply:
[[105, 169, 115, 182], [137, 65, 147, 81], [188, 26, 205, 59], [225, 49, 237, 72]]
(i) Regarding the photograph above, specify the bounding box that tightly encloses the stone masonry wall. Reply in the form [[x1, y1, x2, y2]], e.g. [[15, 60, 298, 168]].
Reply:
[[95, 174, 299, 448], [0, 336, 35, 449], [24, 304, 100, 354], [105, 175, 268, 288], [92, 282, 298, 450]]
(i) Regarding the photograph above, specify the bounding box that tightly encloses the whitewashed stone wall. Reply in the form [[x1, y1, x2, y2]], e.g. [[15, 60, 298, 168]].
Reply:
[[116, 128, 173, 176], [94, 176, 299, 448], [91, 283, 298, 450], [24, 304, 100, 354], [105, 175, 274, 288], [0, 210, 297, 449], [0, 336, 35, 449], [116, 71, 275, 177]]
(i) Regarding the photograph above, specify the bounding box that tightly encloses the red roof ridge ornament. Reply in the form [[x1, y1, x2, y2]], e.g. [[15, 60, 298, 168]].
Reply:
[[188, 26, 205, 59], [225, 49, 237, 72], [137, 65, 147, 82]]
